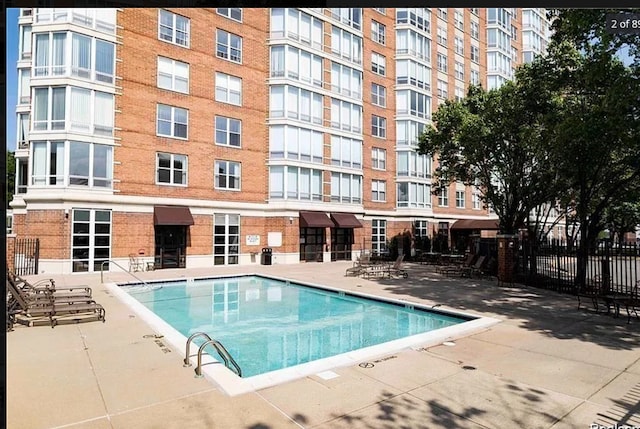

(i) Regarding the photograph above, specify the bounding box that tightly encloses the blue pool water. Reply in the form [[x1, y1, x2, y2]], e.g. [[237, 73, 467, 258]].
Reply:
[[121, 275, 469, 378]]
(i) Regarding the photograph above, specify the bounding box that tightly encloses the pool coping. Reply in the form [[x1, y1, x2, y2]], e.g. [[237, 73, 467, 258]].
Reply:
[[105, 273, 501, 396]]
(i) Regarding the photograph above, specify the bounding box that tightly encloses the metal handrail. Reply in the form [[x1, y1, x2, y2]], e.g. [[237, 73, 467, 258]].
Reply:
[[100, 260, 152, 288], [195, 339, 242, 377], [184, 332, 212, 367]]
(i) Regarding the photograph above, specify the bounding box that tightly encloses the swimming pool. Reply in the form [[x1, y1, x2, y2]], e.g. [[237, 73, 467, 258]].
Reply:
[[109, 274, 498, 395]]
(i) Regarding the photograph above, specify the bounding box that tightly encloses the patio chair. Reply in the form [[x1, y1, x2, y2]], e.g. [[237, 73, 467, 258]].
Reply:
[[577, 275, 603, 312], [345, 252, 373, 277], [7, 280, 106, 328], [8, 270, 92, 299], [460, 255, 486, 278], [387, 254, 409, 278], [129, 254, 144, 272], [361, 255, 406, 279], [611, 281, 639, 324], [437, 253, 476, 276]]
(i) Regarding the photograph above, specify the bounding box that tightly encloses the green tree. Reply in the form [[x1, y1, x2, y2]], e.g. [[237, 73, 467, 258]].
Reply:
[[417, 74, 560, 235], [6, 151, 15, 209]]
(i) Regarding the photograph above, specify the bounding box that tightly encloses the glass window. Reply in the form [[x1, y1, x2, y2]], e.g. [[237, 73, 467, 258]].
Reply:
[[215, 160, 241, 190], [217, 8, 242, 22], [157, 56, 189, 93], [371, 115, 386, 138], [216, 29, 242, 63], [158, 10, 190, 47], [371, 83, 386, 107], [215, 116, 241, 147], [215, 72, 242, 106], [371, 20, 386, 45], [157, 152, 187, 185], [157, 104, 188, 139]]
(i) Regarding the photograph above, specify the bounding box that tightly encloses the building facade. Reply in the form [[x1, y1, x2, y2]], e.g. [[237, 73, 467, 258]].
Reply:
[[10, 8, 551, 274]]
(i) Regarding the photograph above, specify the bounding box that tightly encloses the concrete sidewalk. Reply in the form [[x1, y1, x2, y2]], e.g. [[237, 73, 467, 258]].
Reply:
[[7, 262, 640, 429]]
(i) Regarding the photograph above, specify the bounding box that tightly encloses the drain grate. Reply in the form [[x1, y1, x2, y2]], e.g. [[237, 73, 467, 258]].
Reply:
[[592, 383, 640, 428]]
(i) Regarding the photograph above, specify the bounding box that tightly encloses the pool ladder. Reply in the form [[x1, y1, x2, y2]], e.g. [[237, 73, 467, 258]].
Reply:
[[184, 332, 242, 377]]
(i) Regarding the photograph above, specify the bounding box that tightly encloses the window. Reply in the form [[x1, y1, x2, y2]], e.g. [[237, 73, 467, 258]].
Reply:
[[396, 120, 427, 146], [372, 148, 386, 170], [269, 166, 323, 200], [331, 62, 363, 99], [271, 9, 324, 50], [330, 8, 362, 30], [472, 190, 481, 209], [396, 8, 431, 33], [374, 8, 386, 15], [16, 159, 28, 194], [437, 79, 448, 99], [396, 29, 431, 61], [371, 52, 386, 76], [455, 86, 465, 101], [437, 8, 448, 21], [371, 115, 386, 138], [34, 32, 66, 77], [414, 220, 429, 238], [372, 180, 386, 202], [454, 36, 464, 55], [438, 187, 449, 206], [371, 219, 387, 254], [37, 9, 116, 34], [471, 69, 480, 85], [215, 116, 241, 147], [396, 59, 430, 90], [216, 29, 242, 63], [397, 182, 431, 208], [454, 10, 464, 30], [215, 160, 241, 190], [330, 135, 362, 168], [371, 83, 386, 107], [17, 114, 29, 149], [19, 69, 30, 104], [157, 56, 189, 93], [470, 45, 480, 63], [397, 151, 431, 177], [31, 140, 65, 186], [33, 87, 66, 131], [214, 214, 240, 265], [470, 21, 480, 40], [270, 125, 324, 163], [215, 72, 242, 105], [271, 45, 323, 87], [330, 172, 362, 203], [157, 104, 188, 139], [71, 209, 112, 273], [270, 85, 323, 125], [371, 20, 386, 45], [455, 62, 464, 81], [437, 53, 448, 72], [330, 98, 362, 133], [158, 10, 190, 47], [456, 190, 465, 208], [7, 213, 13, 235], [436, 26, 447, 46], [396, 90, 431, 119], [69, 88, 115, 136], [217, 8, 242, 22], [331, 26, 363, 64], [20, 25, 32, 59], [69, 141, 113, 187], [157, 152, 187, 185]]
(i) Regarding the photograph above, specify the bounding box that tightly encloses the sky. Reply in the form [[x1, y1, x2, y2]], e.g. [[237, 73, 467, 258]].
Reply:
[[4, 8, 634, 154], [6, 8, 19, 152]]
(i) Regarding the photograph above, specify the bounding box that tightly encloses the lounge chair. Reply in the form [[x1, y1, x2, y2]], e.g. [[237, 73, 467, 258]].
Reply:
[[7, 278, 106, 328], [437, 253, 476, 276], [345, 252, 373, 277], [387, 254, 409, 278], [8, 270, 92, 299], [460, 255, 487, 278], [362, 254, 408, 279]]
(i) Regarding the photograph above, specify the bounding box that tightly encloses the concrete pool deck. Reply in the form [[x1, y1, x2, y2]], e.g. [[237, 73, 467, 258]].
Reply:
[[7, 262, 640, 429]]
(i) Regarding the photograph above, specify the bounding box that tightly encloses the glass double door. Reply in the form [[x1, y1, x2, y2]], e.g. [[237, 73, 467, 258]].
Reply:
[[154, 225, 187, 269], [300, 227, 324, 262], [331, 228, 353, 261]]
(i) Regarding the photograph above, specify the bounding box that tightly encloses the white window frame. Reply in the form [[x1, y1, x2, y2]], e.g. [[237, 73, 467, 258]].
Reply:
[[158, 9, 190, 48], [438, 187, 449, 206], [437, 79, 448, 99], [214, 160, 241, 191], [216, 29, 242, 64], [330, 135, 362, 169], [215, 116, 242, 148], [454, 36, 464, 55], [213, 213, 240, 266], [456, 190, 465, 208], [157, 56, 189, 94], [270, 125, 324, 163], [372, 147, 386, 170], [437, 26, 447, 46], [156, 104, 188, 139], [371, 115, 386, 138], [330, 98, 362, 133], [454, 11, 464, 30], [372, 180, 386, 202], [371, 52, 386, 76], [215, 72, 242, 106], [470, 45, 480, 63], [330, 172, 362, 203], [71, 209, 112, 273], [371, 219, 387, 254], [217, 8, 242, 22], [437, 53, 448, 73], [331, 61, 363, 99], [472, 190, 481, 209], [371, 83, 386, 107], [371, 20, 386, 45], [269, 165, 323, 201], [470, 21, 479, 39], [455, 61, 465, 81], [156, 152, 188, 186]]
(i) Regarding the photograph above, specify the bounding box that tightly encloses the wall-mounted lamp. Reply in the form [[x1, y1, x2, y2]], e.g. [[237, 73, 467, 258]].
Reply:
[[289, 217, 294, 224], [64, 209, 69, 219]]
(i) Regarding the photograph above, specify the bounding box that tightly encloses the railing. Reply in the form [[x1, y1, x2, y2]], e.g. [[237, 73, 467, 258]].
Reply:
[[100, 260, 152, 289], [185, 332, 242, 377]]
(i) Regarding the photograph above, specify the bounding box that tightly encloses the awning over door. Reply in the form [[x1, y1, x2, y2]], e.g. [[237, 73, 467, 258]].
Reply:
[[299, 211, 334, 228], [330, 213, 363, 228], [153, 206, 194, 226], [450, 219, 499, 230]]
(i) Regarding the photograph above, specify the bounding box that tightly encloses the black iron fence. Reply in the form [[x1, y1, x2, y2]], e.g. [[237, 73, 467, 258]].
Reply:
[[14, 238, 40, 276], [518, 239, 639, 295]]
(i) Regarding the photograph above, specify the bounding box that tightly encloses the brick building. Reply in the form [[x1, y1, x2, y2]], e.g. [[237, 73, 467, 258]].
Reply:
[[10, 8, 551, 274]]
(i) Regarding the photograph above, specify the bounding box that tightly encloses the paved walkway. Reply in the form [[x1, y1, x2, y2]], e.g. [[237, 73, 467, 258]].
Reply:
[[7, 262, 640, 429]]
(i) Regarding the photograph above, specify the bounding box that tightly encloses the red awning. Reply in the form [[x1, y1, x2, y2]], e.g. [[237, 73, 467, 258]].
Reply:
[[299, 211, 334, 228], [450, 219, 499, 230], [153, 206, 194, 226], [330, 213, 363, 228]]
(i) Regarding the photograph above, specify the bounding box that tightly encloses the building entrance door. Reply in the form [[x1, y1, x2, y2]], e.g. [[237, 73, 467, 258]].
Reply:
[[331, 228, 353, 261], [154, 225, 187, 269]]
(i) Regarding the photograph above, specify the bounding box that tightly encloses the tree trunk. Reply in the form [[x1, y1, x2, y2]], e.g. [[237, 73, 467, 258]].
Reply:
[[574, 220, 589, 293]]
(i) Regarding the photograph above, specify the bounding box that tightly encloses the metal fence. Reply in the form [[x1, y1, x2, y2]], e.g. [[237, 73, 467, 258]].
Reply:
[[13, 238, 40, 276], [518, 239, 639, 295]]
